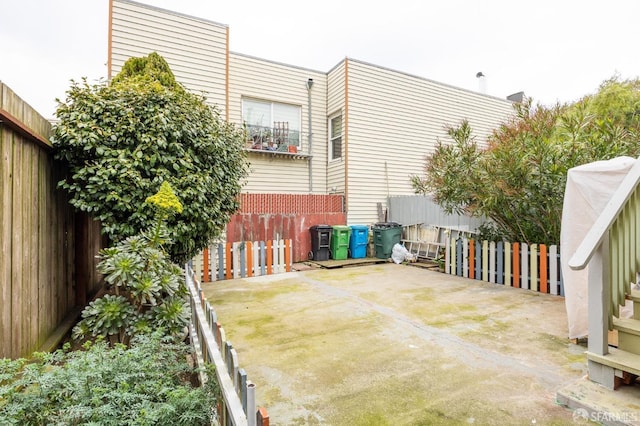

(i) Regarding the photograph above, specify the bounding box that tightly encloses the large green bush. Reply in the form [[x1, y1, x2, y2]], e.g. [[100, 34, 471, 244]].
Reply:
[[412, 76, 640, 244], [52, 53, 249, 263], [0, 335, 220, 425]]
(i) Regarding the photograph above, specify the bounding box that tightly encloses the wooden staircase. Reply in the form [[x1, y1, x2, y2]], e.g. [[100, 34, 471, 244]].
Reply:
[[568, 158, 640, 390], [587, 290, 640, 388]]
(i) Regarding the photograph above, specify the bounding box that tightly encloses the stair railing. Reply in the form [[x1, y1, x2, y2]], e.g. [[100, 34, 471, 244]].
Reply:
[[569, 157, 640, 388]]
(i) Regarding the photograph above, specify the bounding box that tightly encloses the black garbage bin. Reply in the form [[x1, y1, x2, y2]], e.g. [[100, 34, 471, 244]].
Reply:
[[309, 225, 332, 261], [373, 222, 402, 259]]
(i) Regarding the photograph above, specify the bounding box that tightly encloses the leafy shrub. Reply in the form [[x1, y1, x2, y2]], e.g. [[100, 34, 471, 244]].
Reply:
[[0, 335, 220, 425], [412, 77, 640, 245], [52, 52, 249, 263]]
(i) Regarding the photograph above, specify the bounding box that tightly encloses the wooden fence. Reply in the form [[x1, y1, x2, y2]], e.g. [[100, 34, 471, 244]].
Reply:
[[0, 82, 103, 359], [193, 239, 293, 283], [444, 238, 564, 296], [186, 263, 269, 426]]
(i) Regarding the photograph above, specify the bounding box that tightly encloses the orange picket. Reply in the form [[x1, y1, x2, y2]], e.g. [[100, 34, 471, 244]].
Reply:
[[540, 244, 548, 293], [202, 248, 209, 282], [512, 242, 520, 288], [225, 242, 232, 280], [266, 240, 273, 275], [285, 239, 291, 272], [246, 241, 253, 277]]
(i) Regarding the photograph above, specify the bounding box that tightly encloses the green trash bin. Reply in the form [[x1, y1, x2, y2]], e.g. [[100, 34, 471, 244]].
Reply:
[[330, 225, 351, 260], [373, 222, 402, 259]]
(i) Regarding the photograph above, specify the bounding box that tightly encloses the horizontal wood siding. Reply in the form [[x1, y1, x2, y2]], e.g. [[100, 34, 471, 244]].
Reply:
[[229, 53, 327, 193], [111, 0, 227, 112], [346, 60, 514, 225], [0, 82, 103, 358], [326, 61, 346, 195]]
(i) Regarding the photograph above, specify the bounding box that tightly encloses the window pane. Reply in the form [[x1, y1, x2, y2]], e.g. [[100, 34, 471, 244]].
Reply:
[[273, 103, 300, 131], [332, 137, 342, 160], [243, 99, 271, 127], [331, 116, 342, 136], [330, 115, 342, 160]]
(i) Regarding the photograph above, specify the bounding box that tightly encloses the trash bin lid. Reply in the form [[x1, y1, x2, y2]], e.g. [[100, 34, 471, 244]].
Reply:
[[349, 224, 369, 231], [374, 222, 401, 229], [310, 224, 333, 230], [332, 225, 351, 231]]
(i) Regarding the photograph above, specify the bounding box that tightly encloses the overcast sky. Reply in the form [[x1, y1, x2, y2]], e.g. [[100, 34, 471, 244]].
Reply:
[[2, 0, 640, 119]]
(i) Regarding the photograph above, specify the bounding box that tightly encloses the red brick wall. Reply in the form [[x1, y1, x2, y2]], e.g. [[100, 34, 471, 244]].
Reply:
[[226, 194, 346, 262], [237, 193, 344, 214]]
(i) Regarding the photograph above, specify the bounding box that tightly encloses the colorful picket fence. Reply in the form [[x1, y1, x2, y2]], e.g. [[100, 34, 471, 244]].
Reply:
[[444, 238, 564, 296], [193, 239, 293, 283], [185, 263, 269, 425]]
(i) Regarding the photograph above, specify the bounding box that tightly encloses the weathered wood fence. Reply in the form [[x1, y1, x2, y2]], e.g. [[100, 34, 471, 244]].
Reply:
[[193, 239, 293, 283], [0, 82, 103, 359], [444, 238, 564, 296], [186, 263, 269, 426]]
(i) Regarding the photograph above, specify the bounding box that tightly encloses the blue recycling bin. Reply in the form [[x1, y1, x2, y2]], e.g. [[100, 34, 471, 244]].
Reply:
[[349, 225, 369, 258]]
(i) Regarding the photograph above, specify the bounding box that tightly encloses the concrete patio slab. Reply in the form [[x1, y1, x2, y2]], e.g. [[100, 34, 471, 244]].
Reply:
[[200, 263, 633, 425]]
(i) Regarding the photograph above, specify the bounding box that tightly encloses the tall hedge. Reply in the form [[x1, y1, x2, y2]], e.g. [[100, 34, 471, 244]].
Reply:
[[52, 53, 249, 263]]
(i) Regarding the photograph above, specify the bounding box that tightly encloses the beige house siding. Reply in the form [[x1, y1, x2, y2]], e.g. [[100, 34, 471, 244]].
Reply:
[[326, 61, 347, 196], [110, 0, 228, 114], [108, 2, 516, 226], [345, 59, 514, 225], [229, 53, 327, 194]]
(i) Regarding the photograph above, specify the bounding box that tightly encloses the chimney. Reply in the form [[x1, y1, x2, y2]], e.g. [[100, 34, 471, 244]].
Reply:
[[507, 91, 525, 103]]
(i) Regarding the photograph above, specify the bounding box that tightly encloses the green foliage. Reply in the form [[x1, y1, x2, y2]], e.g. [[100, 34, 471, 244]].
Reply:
[[73, 184, 190, 346], [0, 335, 220, 425], [111, 51, 183, 92], [52, 53, 249, 263], [578, 75, 640, 131], [413, 76, 640, 245], [411, 120, 482, 216]]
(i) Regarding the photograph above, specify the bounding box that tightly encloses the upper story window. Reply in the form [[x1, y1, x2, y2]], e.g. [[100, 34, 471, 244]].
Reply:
[[329, 113, 342, 160], [242, 98, 301, 152]]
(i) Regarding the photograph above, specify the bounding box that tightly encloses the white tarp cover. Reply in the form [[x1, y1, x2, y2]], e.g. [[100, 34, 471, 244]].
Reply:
[[560, 156, 636, 339]]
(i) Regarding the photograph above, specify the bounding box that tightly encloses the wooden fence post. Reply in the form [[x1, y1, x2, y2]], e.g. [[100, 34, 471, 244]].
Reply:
[[247, 241, 253, 277], [512, 242, 520, 288], [469, 239, 475, 279], [530, 244, 538, 292], [540, 244, 548, 293], [203, 248, 209, 283]]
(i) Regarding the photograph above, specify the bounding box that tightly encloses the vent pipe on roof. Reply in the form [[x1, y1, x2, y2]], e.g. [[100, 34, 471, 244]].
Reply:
[[476, 72, 487, 94]]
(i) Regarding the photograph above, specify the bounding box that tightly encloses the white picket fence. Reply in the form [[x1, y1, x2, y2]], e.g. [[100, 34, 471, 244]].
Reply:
[[193, 239, 292, 282], [444, 237, 564, 296]]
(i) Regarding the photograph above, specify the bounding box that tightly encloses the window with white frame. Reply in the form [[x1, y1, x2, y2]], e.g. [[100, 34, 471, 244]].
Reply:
[[329, 113, 342, 160], [242, 98, 301, 151]]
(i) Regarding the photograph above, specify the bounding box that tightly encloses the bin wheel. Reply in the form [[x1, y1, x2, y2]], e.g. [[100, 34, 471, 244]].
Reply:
[[308, 251, 313, 260]]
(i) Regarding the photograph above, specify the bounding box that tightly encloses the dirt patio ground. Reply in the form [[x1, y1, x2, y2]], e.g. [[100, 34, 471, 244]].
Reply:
[[202, 263, 589, 425]]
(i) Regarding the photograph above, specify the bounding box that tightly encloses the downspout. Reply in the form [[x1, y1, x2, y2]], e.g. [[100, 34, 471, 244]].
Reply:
[[225, 27, 230, 121], [306, 78, 314, 192], [344, 59, 349, 216]]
